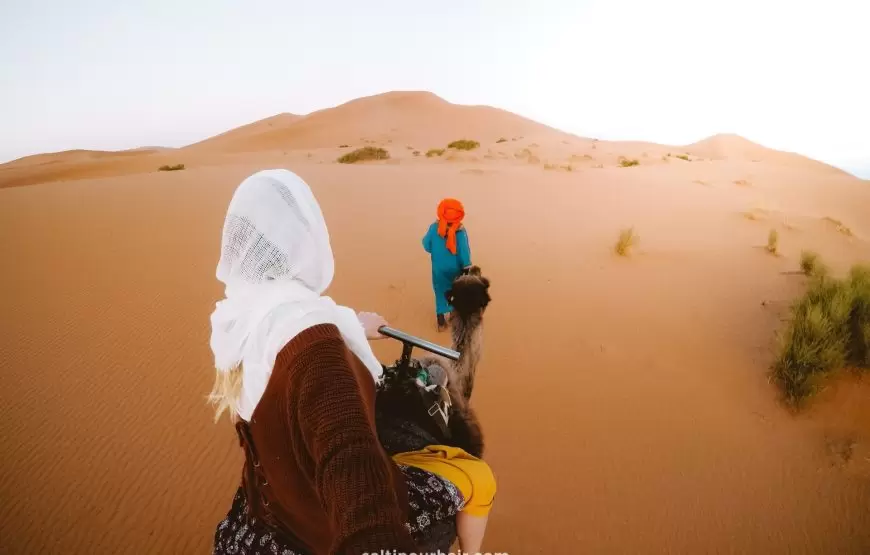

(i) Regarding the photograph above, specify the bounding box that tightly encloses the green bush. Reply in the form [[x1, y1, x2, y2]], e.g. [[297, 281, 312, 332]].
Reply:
[[426, 148, 445, 158], [158, 164, 185, 171], [773, 261, 870, 405], [447, 139, 480, 151], [337, 147, 389, 164], [618, 157, 639, 167], [675, 154, 690, 161]]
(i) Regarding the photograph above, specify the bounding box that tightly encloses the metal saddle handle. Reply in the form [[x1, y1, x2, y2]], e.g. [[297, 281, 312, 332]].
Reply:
[[378, 326, 460, 367]]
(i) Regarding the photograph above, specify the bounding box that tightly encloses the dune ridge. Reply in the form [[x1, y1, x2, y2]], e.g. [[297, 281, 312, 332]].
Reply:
[[3, 91, 854, 189]]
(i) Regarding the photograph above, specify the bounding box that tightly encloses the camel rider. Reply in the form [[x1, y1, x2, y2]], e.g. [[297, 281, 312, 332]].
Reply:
[[422, 198, 472, 331]]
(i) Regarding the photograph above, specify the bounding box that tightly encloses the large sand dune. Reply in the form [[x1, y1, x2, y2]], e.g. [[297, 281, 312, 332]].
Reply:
[[1, 92, 869, 554]]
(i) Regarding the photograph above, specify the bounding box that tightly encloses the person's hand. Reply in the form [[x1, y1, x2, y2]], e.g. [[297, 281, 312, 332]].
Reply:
[[357, 312, 389, 340]]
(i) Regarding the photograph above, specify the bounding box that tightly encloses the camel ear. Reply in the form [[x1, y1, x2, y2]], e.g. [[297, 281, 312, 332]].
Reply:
[[481, 277, 490, 289]]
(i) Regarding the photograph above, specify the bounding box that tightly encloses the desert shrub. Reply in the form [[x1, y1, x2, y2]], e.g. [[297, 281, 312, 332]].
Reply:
[[337, 147, 389, 164], [618, 157, 639, 167], [447, 139, 480, 151], [823, 217, 853, 236], [734, 179, 750, 186], [800, 251, 826, 276], [570, 154, 594, 162], [426, 148, 445, 158], [773, 262, 870, 404], [158, 164, 185, 171], [496, 137, 507, 143], [675, 154, 690, 161], [412, 150, 421, 157], [851, 265, 870, 365], [766, 229, 779, 254], [615, 227, 638, 256], [339, 144, 350, 148], [543, 163, 573, 172]]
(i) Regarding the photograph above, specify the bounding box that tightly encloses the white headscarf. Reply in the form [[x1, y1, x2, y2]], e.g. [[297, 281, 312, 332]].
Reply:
[[209, 169, 383, 421]]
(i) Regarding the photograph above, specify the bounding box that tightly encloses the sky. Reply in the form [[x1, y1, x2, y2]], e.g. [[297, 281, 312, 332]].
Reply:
[[2, 0, 868, 177]]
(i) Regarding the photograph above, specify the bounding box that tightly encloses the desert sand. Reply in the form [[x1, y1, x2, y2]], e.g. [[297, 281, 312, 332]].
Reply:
[[1, 91, 869, 554]]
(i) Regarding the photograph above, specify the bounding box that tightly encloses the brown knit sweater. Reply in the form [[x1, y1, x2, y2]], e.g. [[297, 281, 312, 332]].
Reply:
[[237, 324, 418, 555]]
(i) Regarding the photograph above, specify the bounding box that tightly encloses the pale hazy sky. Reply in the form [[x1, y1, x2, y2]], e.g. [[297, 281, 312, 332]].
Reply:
[[2, 0, 868, 176]]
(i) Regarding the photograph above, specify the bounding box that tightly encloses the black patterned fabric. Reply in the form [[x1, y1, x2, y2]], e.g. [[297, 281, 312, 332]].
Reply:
[[213, 465, 463, 554]]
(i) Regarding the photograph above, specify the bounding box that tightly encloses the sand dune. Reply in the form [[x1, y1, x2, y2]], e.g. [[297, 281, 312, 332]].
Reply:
[[1, 147, 170, 169], [187, 112, 303, 151], [3, 92, 853, 190], [1, 91, 869, 554], [187, 91, 576, 154], [686, 133, 850, 174]]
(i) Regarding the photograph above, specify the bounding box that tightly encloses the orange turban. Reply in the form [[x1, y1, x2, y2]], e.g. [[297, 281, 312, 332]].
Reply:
[[437, 198, 465, 255]]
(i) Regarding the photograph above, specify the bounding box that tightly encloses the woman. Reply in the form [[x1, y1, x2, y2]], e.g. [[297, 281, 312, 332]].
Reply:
[[208, 170, 494, 555], [422, 198, 472, 331]]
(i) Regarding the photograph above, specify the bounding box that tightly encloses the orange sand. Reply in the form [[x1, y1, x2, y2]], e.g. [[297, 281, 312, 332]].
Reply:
[[1, 92, 869, 554]]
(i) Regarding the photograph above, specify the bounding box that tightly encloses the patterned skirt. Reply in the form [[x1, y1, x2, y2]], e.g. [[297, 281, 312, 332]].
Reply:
[[213, 465, 464, 555]]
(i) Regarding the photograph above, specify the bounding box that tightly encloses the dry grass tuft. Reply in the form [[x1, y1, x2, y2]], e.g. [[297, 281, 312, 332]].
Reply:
[[615, 227, 639, 256], [447, 139, 480, 151], [158, 164, 185, 171], [766, 229, 779, 254], [800, 251, 827, 277], [823, 217, 853, 236], [570, 154, 594, 162], [337, 147, 389, 164]]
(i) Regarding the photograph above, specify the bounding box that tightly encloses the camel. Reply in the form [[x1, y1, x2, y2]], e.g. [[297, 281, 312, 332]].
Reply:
[[375, 266, 491, 550]]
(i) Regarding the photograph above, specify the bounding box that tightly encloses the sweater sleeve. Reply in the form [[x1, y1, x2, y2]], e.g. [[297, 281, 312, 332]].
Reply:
[[290, 337, 417, 555]]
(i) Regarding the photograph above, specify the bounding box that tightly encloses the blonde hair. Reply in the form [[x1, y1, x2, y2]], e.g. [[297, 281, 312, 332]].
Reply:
[[207, 366, 243, 423]]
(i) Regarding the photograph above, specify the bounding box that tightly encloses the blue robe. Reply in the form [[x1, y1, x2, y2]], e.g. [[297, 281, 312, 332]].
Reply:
[[422, 222, 471, 315]]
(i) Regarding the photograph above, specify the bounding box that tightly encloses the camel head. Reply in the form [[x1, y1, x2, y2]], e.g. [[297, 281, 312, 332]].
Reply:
[[445, 266, 491, 321]]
